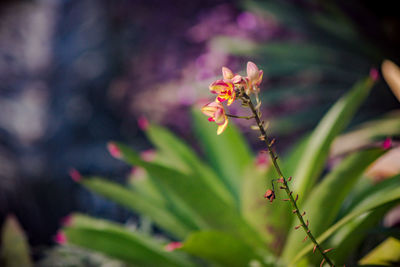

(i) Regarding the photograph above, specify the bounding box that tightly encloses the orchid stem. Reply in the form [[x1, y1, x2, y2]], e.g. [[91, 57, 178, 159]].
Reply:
[[226, 114, 255, 120], [241, 92, 335, 267]]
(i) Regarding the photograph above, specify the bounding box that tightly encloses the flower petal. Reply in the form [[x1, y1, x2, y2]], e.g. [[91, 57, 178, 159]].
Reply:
[[209, 79, 233, 94], [217, 116, 229, 135], [227, 91, 236, 106], [256, 70, 263, 86], [231, 74, 243, 84], [247, 61, 259, 81], [222, 67, 234, 79]]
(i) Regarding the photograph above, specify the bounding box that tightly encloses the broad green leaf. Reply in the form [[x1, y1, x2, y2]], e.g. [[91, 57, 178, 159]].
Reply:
[[145, 123, 234, 206], [180, 231, 269, 267], [291, 77, 375, 205], [114, 142, 266, 247], [127, 168, 166, 206], [282, 135, 310, 180], [309, 175, 400, 264], [115, 144, 211, 231], [0, 215, 32, 267], [64, 214, 195, 267], [80, 177, 191, 239], [291, 174, 400, 264], [332, 110, 400, 156], [282, 148, 384, 259], [191, 109, 253, 205], [359, 237, 400, 266], [326, 206, 392, 265], [240, 165, 278, 247], [341, 174, 400, 218]]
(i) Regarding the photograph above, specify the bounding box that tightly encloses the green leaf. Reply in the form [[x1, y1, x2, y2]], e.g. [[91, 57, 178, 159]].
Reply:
[[145, 123, 235, 207], [81, 177, 191, 239], [114, 142, 266, 247], [326, 206, 392, 265], [332, 110, 400, 156], [64, 214, 195, 267], [191, 108, 253, 206], [291, 174, 400, 264], [127, 168, 166, 207], [0, 215, 32, 267], [240, 165, 277, 247], [291, 77, 375, 205], [180, 231, 269, 267], [282, 148, 385, 259], [359, 237, 400, 266]]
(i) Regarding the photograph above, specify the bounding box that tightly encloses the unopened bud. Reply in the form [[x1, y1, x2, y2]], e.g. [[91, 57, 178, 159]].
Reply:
[[107, 142, 122, 159], [69, 168, 82, 182], [382, 137, 392, 150]]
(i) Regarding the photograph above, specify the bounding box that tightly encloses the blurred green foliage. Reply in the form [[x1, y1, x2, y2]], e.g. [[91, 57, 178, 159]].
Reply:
[[0, 215, 32, 267], [59, 75, 400, 266]]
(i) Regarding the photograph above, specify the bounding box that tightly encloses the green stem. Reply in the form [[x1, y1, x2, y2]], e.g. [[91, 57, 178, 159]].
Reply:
[[241, 92, 335, 267]]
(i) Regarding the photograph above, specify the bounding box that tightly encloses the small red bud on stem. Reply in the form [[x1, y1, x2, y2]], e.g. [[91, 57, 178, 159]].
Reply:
[[264, 189, 275, 203]]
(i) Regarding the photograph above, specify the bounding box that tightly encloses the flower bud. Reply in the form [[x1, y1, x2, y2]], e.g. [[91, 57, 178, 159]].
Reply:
[[264, 189, 275, 203]]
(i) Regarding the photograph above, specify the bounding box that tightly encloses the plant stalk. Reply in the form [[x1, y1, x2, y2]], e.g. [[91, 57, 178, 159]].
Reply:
[[241, 92, 334, 267]]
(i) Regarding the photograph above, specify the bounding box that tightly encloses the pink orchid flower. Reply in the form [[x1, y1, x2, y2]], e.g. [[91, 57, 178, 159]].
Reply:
[[245, 61, 263, 94], [209, 79, 236, 106], [201, 101, 229, 135]]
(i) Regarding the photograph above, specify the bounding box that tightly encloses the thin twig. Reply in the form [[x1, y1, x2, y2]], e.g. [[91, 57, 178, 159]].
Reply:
[[240, 91, 335, 267]]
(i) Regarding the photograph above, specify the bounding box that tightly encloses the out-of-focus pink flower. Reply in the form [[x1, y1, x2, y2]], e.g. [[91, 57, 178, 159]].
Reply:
[[107, 142, 122, 159], [201, 101, 229, 135], [138, 116, 149, 130], [209, 79, 236, 106], [383, 137, 392, 150], [370, 68, 379, 82], [165, 241, 182, 251], [255, 151, 269, 169], [140, 149, 156, 162], [60, 215, 73, 227], [69, 168, 82, 182], [54, 231, 67, 245]]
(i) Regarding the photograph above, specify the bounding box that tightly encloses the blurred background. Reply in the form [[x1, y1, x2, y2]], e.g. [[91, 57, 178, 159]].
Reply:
[[0, 0, 399, 264]]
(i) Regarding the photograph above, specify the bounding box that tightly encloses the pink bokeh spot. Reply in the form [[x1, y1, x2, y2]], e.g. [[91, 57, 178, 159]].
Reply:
[[69, 168, 82, 182], [60, 215, 73, 227], [165, 241, 182, 251], [369, 68, 379, 82], [140, 149, 156, 162], [130, 166, 146, 177], [107, 142, 122, 159], [138, 116, 149, 130], [255, 151, 269, 169], [54, 231, 67, 245], [383, 137, 392, 150]]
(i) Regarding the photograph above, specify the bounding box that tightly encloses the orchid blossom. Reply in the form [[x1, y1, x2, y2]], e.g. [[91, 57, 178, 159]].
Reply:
[[209, 79, 236, 106], [244, 61, 263, 95], [201, 101, 229, 135]]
